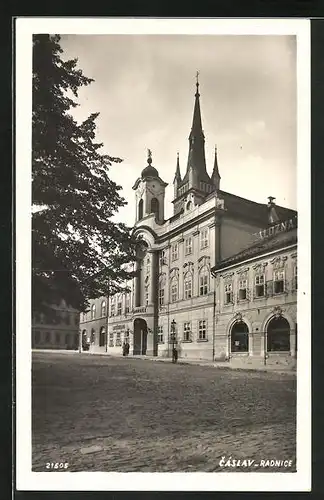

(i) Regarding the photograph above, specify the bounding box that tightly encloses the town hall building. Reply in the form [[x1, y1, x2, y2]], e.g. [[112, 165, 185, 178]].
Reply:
[[79, 78, 297, 369]]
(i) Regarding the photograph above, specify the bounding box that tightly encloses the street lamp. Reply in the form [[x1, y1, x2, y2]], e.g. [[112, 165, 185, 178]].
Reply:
[[171, 319, 177, 363]]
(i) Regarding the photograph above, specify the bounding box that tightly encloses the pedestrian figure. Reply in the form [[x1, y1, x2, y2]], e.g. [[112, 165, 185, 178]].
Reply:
[[172, 346, 178, 363], [122, 342, 126, 356], [125, 340, 130, 356]]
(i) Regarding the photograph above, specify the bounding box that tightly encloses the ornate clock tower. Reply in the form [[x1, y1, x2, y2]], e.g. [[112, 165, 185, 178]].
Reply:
[[132, 149, 168, 224]]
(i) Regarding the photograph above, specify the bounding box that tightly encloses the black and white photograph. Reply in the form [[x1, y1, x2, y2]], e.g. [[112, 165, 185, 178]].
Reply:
[[15, 18, 311, 492]]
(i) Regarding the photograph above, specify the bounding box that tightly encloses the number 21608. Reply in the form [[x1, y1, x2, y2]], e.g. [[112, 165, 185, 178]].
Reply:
[[45, 462, 69, 470]]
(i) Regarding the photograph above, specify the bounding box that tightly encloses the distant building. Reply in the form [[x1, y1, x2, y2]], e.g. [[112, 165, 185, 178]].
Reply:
[[79, 78, 296, 366], [32, 299, 80, 350], [211, 217, 297, 369]]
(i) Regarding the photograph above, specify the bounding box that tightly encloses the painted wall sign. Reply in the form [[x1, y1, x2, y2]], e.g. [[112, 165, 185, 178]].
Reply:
[[255, 216, 297, 240]]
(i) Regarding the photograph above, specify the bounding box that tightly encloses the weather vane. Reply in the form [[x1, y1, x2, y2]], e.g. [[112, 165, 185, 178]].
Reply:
[[147, 148, 152, 164]]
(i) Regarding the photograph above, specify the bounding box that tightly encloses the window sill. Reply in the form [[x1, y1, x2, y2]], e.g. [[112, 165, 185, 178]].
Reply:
[[197, 339, 209, 342], [182, 340, 192, 343]]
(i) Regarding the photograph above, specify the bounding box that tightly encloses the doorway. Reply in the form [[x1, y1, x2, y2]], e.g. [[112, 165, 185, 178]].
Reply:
[[133, 318, 148, 355]]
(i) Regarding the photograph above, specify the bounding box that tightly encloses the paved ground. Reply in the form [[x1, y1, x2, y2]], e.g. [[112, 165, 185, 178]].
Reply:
[[32, 352, 296, 472]]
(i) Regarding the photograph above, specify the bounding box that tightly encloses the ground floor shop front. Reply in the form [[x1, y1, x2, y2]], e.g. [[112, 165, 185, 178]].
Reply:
[[80, 302, 297, 370]]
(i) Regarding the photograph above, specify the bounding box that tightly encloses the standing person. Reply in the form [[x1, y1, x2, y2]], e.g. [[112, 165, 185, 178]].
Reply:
[[122, 342, 126, 356], [125, 340, 130, 356]]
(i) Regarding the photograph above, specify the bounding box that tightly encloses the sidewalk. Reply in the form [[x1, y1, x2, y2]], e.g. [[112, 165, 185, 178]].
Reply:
[[32, 349, 296, 375]]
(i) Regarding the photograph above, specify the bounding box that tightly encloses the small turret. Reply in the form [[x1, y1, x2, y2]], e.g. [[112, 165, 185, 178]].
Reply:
[[211, 145, 221, 190], [173, 152, 182, 198]]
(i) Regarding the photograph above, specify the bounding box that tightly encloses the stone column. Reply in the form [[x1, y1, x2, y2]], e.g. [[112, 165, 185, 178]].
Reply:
[[134, 259, 141, 307], [149, 250, 159, 356]]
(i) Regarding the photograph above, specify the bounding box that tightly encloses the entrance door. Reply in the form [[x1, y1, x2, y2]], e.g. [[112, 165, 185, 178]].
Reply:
[[133, 318, 148, 355]]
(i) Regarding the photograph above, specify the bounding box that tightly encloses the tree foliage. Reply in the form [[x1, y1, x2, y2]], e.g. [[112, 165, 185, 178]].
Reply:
[[32, 34, 137, 312]]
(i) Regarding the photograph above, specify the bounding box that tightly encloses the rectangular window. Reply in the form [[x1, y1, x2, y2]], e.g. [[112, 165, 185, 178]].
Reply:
[[116, 332, 122, 346], [224, 283, 233, 304], [125, 296, 130, 314], [183, 322, 191, 341], [171, 283, 178, 303], [274, 269, 285, 294], [199, 274, 208, 296], [109, 333, 114, 347], [255, 274, 265, 297], [159, 287, 165, 307], [110, 303, 115, 316], [171, 243, 178, 261], [238, 279, 247, 300], [117, 302, 122, 316], [198, 320, 207, 340], [157, 326, 164, 344], [185, 237, 192, 255], [159, 250, 166, 267], [293, 265, 297, 290], [184, 277, 192, 299], [200, 227, 209, 249]]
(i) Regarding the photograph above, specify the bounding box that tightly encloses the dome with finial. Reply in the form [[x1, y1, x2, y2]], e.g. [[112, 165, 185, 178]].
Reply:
[[141, 148, 159, 179]]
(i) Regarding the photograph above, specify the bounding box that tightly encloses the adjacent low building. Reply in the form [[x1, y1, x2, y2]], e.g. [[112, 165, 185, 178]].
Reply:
[[32, 299, 80, 350], [211, 216, 297, 369]]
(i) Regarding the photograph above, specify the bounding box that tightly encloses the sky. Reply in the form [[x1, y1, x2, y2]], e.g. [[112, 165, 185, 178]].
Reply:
[[59, 34, 297, 226]]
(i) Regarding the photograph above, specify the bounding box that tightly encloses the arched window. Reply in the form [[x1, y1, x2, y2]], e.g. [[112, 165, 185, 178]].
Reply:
[[90, 328, 95, 344], [99, 327, 106, 347], [267, 317, 290, 352], [231, 321, 249, 353], [101, 300, 106, 317], [184, 272, 193, 299], [199, 267, 209, 296], [170, 277, 178, 303], [138, 199, 144, 220], [91, 304, 96, 319], [151, 198, 159, 218]]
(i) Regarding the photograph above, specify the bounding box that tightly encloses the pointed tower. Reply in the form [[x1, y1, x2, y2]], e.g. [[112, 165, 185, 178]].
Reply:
[[172, 73, 213, 215], [211, 145, 221, 190], [173, 152, 182, 199]]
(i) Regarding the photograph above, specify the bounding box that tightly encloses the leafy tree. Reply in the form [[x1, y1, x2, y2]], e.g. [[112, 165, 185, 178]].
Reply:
[[32, 34, 137, 313]]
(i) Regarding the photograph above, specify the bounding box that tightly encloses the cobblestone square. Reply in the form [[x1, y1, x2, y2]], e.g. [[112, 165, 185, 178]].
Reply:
[[32, 352, 296, 472]]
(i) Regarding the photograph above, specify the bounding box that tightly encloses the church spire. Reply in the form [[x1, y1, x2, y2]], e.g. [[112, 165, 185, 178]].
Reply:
[[173, 152, 182, 199], [174, 152, 181, 181], [184, 72, 209, 185], [211, 145, 221, 190]]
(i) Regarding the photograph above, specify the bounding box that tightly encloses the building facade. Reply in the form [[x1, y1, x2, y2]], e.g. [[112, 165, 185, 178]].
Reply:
[[32, 299, 79, 350], [211, 219, 297, 369], [79, 79, 297, 365]]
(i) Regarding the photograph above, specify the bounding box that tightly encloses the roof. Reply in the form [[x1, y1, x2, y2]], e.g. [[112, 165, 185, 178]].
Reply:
[[212, 225, 297, 272], [218, 190, 297, 226]]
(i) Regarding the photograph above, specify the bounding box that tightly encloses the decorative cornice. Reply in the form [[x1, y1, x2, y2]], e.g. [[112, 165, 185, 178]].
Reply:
[[252, 262, 268, 271], [221, 271, 234, 280]]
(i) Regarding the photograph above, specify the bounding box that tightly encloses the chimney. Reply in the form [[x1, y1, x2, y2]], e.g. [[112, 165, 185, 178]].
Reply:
[[267, 196, 279, 225]]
